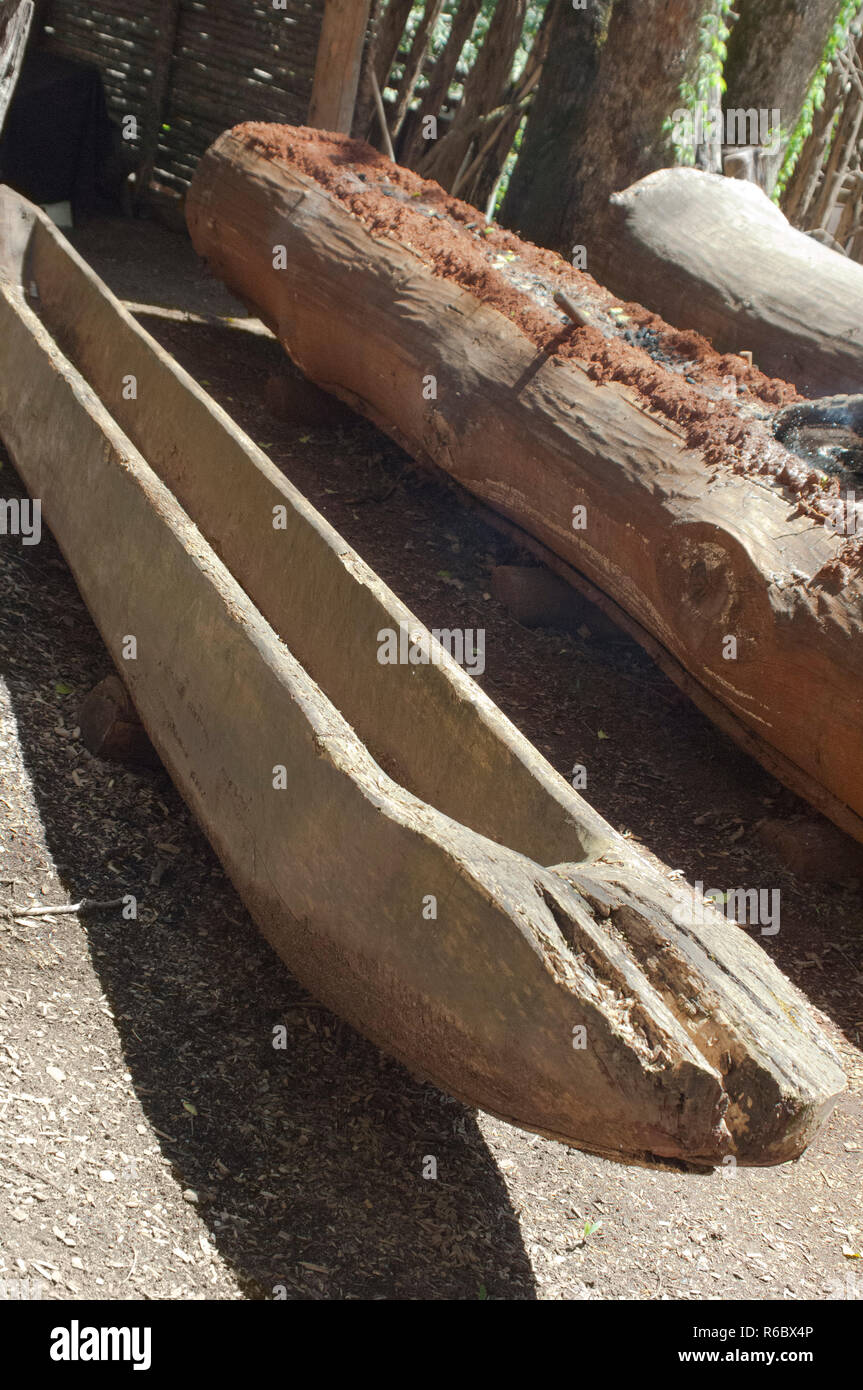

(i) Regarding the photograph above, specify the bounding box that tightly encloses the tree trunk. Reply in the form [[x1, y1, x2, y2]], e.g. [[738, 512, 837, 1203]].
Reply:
[[500, 0, 705, 261], [722, 0, 848, 194]]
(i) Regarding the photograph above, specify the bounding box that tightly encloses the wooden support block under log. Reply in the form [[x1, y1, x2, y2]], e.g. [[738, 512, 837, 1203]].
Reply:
[[78, 673, 162, 768], [0, 184, 845, 1167], [263, 368, 356, 427], [755, 815, 863, 882], [186, 124, 863, 848], [602, 167, 863, 398], [489, 564, 624, 641]]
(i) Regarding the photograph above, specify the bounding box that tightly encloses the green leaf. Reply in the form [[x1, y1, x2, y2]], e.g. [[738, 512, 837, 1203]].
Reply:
[[54, 682, 73, 695]]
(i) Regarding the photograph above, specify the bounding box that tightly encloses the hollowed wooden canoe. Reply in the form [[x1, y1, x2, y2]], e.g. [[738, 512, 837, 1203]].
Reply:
[[0, 184, 845, 1167]]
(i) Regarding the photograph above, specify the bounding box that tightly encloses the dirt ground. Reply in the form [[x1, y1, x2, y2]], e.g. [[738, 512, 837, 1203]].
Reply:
[[0, 212, 861, 1302]]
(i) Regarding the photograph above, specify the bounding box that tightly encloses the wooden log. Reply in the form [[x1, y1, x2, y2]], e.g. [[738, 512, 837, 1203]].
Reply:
[[0, 185, 845, 1166], [78, 673, 161, 768], [603, 165, 863, 398], [186, 124, 863, 848]]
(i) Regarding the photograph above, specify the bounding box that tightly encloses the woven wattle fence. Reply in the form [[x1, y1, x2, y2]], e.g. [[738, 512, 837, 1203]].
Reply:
[[40, 0, 325, 192]]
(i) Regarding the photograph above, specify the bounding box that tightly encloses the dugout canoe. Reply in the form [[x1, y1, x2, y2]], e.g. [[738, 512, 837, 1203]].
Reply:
[[186, 123, 863, 850], [0, 184, 845, 1167]]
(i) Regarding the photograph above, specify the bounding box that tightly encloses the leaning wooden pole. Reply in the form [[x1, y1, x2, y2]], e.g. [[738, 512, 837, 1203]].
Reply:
[[187, 124, 863, 848]]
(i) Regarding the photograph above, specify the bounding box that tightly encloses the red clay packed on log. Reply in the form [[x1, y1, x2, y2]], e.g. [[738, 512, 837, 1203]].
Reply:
[[186, 124, 863, 848]]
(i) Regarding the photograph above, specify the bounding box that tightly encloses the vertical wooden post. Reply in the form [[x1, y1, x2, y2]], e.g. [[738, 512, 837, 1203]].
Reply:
[[135, 0, 181, 202], [0, 0, 34, 138], [308, 0, 371, 133]]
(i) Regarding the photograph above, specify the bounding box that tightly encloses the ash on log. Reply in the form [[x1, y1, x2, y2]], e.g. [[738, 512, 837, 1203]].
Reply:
[[187, 124, 863, 847]]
